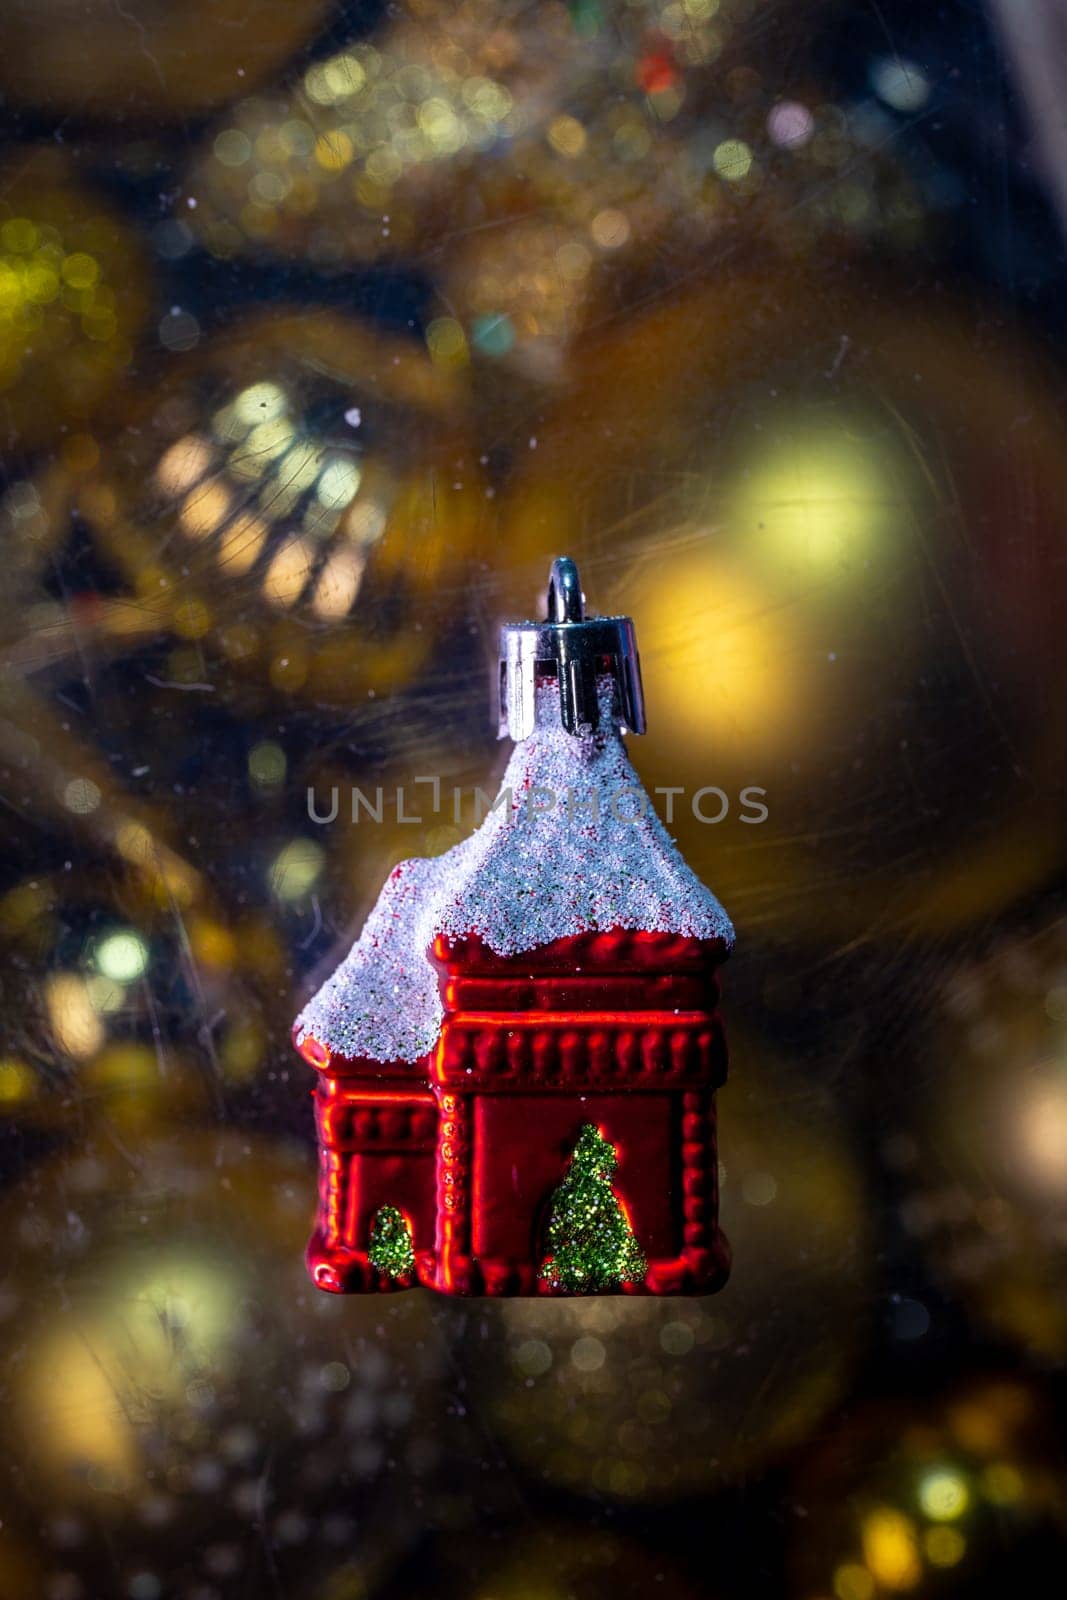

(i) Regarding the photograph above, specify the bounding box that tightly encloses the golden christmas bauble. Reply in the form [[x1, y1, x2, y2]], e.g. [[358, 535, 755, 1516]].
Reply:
[[503, 269, 1067, 940], [181, 1, 919, 391], [0, 1130, 447, 1596], [183, 0, 684, 268], [68, 309, 488, 702]]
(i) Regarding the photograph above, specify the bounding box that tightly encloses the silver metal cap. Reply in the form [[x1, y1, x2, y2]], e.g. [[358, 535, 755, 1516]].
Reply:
[[498, 557, 647, 741]]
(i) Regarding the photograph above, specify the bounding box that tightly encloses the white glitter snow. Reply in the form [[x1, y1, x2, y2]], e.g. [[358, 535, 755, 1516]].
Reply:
[[295, 684, 734, 1065]]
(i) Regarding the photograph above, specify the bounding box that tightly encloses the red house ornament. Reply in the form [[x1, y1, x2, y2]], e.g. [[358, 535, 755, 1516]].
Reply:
[[293, 558, 734, 1296]]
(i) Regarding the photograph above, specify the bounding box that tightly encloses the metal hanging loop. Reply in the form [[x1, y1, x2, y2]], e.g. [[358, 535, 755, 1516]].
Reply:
[[546, 556, 585, 623], [498, 556, 647, 741]]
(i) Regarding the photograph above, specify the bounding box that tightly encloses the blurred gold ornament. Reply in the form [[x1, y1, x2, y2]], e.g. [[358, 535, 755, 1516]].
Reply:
[[0, 150, 150, 450], [1, 1130, 445, 1594], [503, 270, 1067, 939], [67, 310, 487, 701], [455, 1026, 871, 1499], [0, 0, 330, 121], [890, 919, 1067, 1360], [184, 2, 586, 268], [789, 1377, 1067, 1599], [181, 0, 911, 387], [434, 99, 922, 385]]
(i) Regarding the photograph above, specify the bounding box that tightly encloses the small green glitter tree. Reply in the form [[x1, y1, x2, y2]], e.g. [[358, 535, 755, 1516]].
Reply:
[[367, 1205, 415, 1279], [539, 1124, 647, 1292]]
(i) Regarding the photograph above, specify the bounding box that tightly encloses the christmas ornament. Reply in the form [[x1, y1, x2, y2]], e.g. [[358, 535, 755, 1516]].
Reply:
[[67, 309, 486, 702], [431, 86, 925, 391], [181, 1, 922, 386], [504, 270, 1067, 940], [0, 1129, 446, 1599], [294, 556, 734, 1295], [184, 0, 699, 270]]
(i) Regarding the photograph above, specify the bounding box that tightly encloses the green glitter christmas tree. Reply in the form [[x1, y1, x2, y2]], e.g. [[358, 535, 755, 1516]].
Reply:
[[367, 1205, 415, 1279], [539, 1124, 647, 1293]]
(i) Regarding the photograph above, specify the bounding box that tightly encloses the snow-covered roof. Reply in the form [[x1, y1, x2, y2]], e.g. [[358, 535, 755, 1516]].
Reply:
[[294, 683, 734, 1065]]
